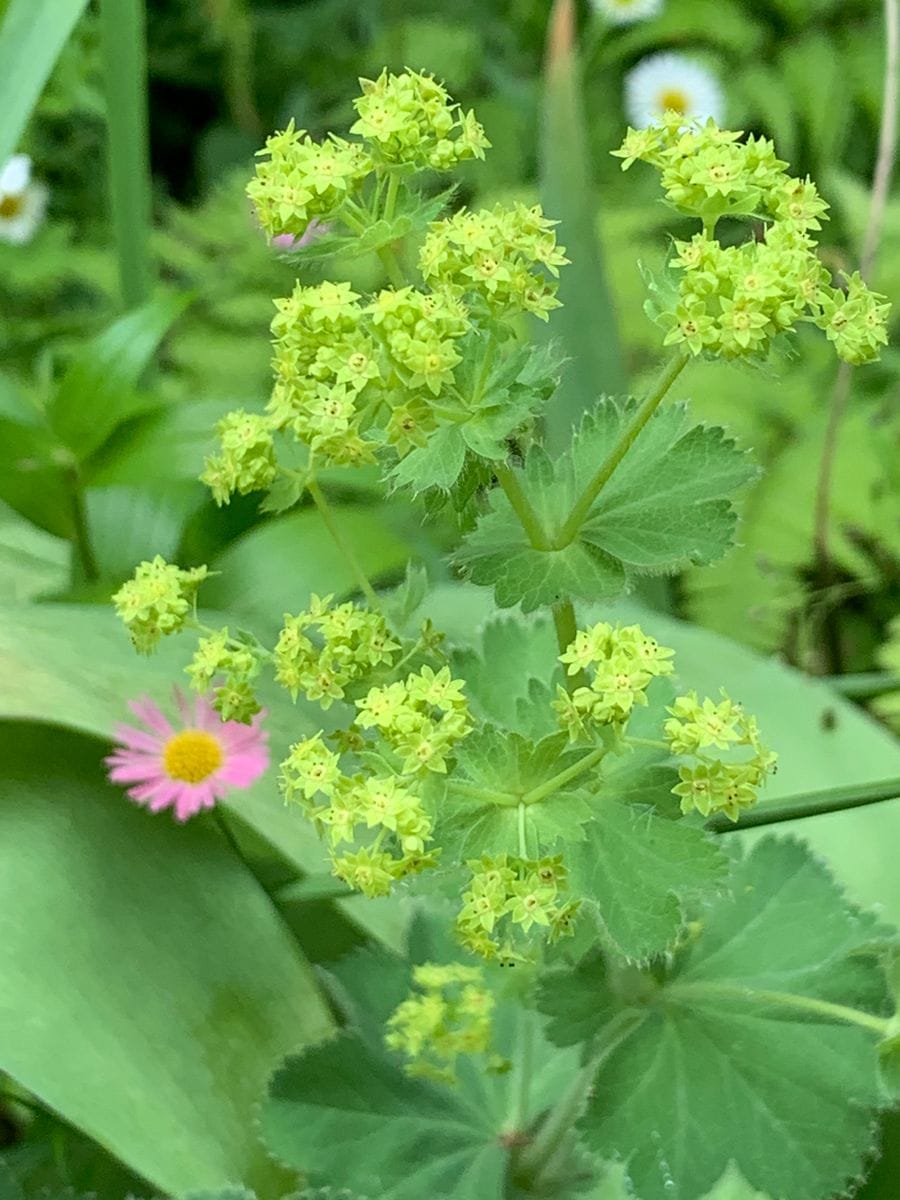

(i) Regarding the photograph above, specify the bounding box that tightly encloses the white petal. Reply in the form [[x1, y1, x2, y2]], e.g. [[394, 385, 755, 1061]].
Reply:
[[0, 153, 32, 195], [594, 0, 664, 24], [625, 52, 725, 129], [0, 182, 48, 245]]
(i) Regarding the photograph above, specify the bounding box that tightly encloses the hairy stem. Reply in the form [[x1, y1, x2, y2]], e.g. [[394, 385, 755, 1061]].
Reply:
[[495, 461, 552, 550], [307, 476, 383, 611], [523, 745, 607, 806], [707, 777, 900, 833], [516, 1009, 646, 1187], [811, 0, 898, 669], [554, 350, 689, 547], [669, 982, 891, 1037]]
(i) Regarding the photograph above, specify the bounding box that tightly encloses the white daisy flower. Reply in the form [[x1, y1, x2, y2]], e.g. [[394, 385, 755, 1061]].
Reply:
[[625, 52, 725, 129], [593, 0, 664, 25], [0, 154, 48, 245]]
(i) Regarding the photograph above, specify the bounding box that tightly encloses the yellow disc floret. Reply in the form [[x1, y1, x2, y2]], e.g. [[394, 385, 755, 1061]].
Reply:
[[163, 730, 223, 784]]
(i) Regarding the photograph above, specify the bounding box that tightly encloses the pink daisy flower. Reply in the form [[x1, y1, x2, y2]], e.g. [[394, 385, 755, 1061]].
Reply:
[[105, 690, 269, 822]]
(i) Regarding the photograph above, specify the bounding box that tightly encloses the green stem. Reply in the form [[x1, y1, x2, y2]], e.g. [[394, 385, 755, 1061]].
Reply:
[[669, 982, 891, 1037], [495, 461, 552, 550], [554, 351, 689, 548], [507, 1006, 536, 1133], [100, 0, 153, 309], [707, 777, 900, 833], [377, 243, 407, 289], [383, 171, 400, 223], [517, 1009, 646, 1186], [626, 736, 670, 751], [552, 601, 585, 691], [522, 745, 607, 806], [826, 671, 900, 699], [307, 477, 383, 611]]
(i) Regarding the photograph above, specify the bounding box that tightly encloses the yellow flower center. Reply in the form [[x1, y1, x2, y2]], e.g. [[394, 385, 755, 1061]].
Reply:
[[163, 729, 223, 783], [0, 194, 23, 219], [659, 89, 690, 115]]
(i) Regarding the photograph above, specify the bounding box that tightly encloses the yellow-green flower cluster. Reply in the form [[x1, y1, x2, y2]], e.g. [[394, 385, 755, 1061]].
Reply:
[[368, 285, 469, 396], [268, 280, 381, 467], [351, 69, 489, 171], [200, 410, 277, 506], [553, 622, 675, 739], [456, 854, 579, 963], [185, 627, 263, 722], [663, 690, 777, 821], [419, 203, 568, 321], [385, 963, 495, 1085], [615, 116, 890, 365], [279, 736, 437, 897], [247, 119, 371, 240], [113, 556, 207, 655], [273, 594, 400, 708], [356, 665, 471, 774]]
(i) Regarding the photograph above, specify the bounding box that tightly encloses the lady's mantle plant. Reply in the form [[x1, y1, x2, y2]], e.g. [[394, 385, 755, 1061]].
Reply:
[[112, 74, 897, 1200]]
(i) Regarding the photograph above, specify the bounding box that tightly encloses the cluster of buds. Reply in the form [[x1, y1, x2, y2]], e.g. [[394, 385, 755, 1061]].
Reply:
[[113, 556, 207, 655], [419, 203, 568, 321], [200, 410, 277, 506], [614, 115, 890, 365], [279, 735, 437, 896], [279, 665, 471, 895], [185, 626, 263, 722], [247, 121, 370, 241], [553, 622, 675, 739], [267, 280, 380, 468], [456, 854, 579, 963], [273, 594, 400, 708], [350, 69, 489, 171], [663, 690, 777, 821], [385, 963, 496, 1085], [355, 665, 471, 774]]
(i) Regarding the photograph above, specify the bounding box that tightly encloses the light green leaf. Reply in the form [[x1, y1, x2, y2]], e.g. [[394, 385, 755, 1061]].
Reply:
[[452, 619, 560, 735], [391, 424, 468, 494], [539, 839, 892, 1200], [0, 724, 332, 1197], [84, 482, 202, 581], [456, 401, 755, 612], [439, 728, 594, 859], [0, 503, 68, 600], [0, 0, 89, 165], [699, 1165, 773, 1200], [48, 293, 191, 462], [569, 795, 727, 960], [259, 935, 578, 1200]]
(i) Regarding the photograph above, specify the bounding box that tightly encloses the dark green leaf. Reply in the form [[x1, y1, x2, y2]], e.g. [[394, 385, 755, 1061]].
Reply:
[[539, 839, 893, 1200]]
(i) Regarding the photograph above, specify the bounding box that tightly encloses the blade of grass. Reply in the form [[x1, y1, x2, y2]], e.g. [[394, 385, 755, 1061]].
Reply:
[[0, 0, 89, 164], [0, 0, 90, 164], [538, 0, 627, 455], [99, 0, 153, 309]]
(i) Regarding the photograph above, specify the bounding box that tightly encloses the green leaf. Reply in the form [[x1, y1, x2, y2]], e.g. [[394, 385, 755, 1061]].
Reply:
[[391, 424, 468, 494], [202, 504, 413, 635], [699, 1166, 773, 1200], [452, 619, 560, 736], [0, 724, 332, 1197], [47, 293, 191, 462], [260, 935, 578, 1200], [569, 795, 727, 960], [538, 0, 626, 453], [439, 728, 594, 859], [456, 400, 755, 612], [538, 839, 893, 1200], [84, 483, 202, 581], [0, 418, 75, 540], [0, 503, 68, 601], [0, 0, 89, 165]]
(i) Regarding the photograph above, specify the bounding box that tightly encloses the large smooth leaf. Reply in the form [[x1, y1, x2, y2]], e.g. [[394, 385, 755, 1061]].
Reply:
[[0, 503, 68, 601], [0, 724, 333, 1197], [0, 0, 89, 165], [203, 506, 414, 635]]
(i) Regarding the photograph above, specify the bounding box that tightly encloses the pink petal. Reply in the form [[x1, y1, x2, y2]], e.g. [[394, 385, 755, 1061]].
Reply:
[[128, 697, 173, 737], [217, 749, 269, 789], [175, 783, 213, 821], [106, 755, 165, 785], [111, 725, 165, 754]]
